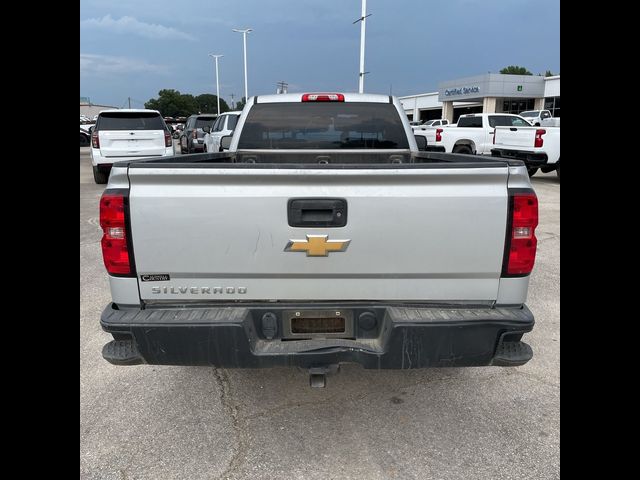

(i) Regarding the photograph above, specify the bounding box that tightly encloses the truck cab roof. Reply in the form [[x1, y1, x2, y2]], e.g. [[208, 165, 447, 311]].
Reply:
[[252, 92, 392, 104], [98, 108, 161, 115]]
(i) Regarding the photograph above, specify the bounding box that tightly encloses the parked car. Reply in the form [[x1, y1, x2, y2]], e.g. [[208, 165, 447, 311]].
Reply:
[[492, 125, 560, 178], [98, 92, 538, 387], [541, 117, 560, 127], [90, 109, 174, 184], [519, 110, 552, 126], [81, 121, 95, 138], [422, 113, 531, 155], [179, 114, 217, 154], [412, 119, 450, 131], [171, 123, 184, 139], [80, 128, 90, 146], [203, 111, 242, 152]]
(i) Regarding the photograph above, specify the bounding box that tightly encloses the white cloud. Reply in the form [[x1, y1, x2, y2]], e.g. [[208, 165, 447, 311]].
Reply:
[[81, 14, 196, 41], [80, 53, 169, 76]]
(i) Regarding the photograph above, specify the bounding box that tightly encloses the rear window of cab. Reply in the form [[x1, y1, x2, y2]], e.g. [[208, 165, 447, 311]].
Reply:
[[237, 102, 409, 149], [96, 112, 166, 131]]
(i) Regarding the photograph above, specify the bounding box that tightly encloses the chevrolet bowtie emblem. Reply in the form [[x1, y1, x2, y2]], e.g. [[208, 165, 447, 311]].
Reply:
[[284, 235, 351, 257]]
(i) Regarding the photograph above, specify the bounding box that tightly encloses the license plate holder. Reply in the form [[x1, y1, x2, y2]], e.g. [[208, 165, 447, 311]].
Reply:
[[282, 309, 354, 338]]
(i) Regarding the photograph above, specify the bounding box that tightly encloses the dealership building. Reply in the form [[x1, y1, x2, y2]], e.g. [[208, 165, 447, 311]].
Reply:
[[399, 73, 560, 123], [80, 97, 119, 118]]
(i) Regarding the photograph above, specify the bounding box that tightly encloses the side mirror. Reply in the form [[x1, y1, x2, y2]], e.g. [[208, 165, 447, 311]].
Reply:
[[414, 135, 427, 151], [220, 135, 232, 150], [203, 126, 211, 133]]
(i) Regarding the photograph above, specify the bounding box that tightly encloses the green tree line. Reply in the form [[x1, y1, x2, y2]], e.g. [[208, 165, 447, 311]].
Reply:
[[499, 66, 557, 77], [145, 89, 232, 117]]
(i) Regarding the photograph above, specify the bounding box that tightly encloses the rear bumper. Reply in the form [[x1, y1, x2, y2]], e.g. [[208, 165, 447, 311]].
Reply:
[[100, 302, 535, 369], [491, 148, 550, 167], [189, 139, 205, 151], [426, 146, 446, 152], [91, 148, 175, 166]]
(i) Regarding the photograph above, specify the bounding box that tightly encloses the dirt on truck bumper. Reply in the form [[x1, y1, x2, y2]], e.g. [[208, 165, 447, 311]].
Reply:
[[100, 303, 535, 373]]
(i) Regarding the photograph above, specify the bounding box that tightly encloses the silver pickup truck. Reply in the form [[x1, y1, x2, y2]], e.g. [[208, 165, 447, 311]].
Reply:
[[98, 93, 538, 387]]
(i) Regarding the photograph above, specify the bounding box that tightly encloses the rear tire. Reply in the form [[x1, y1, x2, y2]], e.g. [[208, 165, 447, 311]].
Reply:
[[80, 134, 89, 146], [93, 166, 109, 184], [527, 167, 538, 177], [556, 165, 560, 178], [452, 145, 472, 155]]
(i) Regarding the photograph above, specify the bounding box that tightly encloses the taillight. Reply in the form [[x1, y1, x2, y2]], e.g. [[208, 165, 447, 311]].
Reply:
[[302, 93, 345, 102], [502, 191, 538, 276], [534, 129, 546, 148], [192, 130, 197, 139], [100, 191, 133, 276], [492, 129, 496, 144], [92, 131, 100, 148], [164, 131, 172, 147], [435, 128, 443, 142]]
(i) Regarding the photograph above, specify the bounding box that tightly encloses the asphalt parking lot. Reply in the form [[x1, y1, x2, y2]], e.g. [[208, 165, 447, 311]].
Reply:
[[80, 144, 559, 480]]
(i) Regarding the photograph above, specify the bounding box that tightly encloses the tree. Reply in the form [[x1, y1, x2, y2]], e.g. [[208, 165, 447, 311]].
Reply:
[[194, 94, 229, 114], [499, 66, 532, 75], [145, 89, 198, 117], [544, 70, 556, 77], [235, 97, 246, 111]]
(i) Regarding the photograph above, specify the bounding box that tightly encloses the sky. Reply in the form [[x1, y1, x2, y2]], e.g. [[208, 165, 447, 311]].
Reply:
[[80, 0, 560, 108]]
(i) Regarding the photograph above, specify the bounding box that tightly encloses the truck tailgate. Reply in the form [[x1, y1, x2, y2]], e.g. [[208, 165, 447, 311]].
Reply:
[[127, 166, 510, 302], [493, 126, 535, 148]]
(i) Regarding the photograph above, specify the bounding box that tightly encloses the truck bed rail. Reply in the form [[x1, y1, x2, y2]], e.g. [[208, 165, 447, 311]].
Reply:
[[117, 151, 525, 168]]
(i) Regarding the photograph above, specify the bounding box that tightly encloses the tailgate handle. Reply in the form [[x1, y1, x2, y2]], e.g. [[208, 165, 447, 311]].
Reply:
[[288, 199, 347, 227], [510, 128, 518, 131]]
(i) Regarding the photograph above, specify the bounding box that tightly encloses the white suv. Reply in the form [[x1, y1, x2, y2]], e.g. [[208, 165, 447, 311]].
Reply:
[[203, 111, 241, 152], [90, 109, 174, 184]]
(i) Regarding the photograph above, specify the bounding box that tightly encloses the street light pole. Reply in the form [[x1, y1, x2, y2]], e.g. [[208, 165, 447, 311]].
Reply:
[[208, 54, 223, 115], [232, 28, 252, 102], [358, 0, 367, 93], [353, 0, 371, 93]]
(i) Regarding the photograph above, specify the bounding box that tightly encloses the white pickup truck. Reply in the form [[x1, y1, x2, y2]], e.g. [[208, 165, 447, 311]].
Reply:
[[491, 125, 560, 178], [411, 118, 450, 131], [419, 113, 531, 155], [97, 93, 538, 387], [519, 110, 552, 127]]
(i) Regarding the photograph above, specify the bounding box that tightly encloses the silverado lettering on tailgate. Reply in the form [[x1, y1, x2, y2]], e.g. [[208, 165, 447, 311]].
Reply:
[[150, 286, 247, 294]]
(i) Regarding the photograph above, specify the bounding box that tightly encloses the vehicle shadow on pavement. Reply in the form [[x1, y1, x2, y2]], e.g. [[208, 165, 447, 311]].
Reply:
[[195, 363, 515, 421], [531, 175, 560, 185], [221, 364, 472, 395]]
